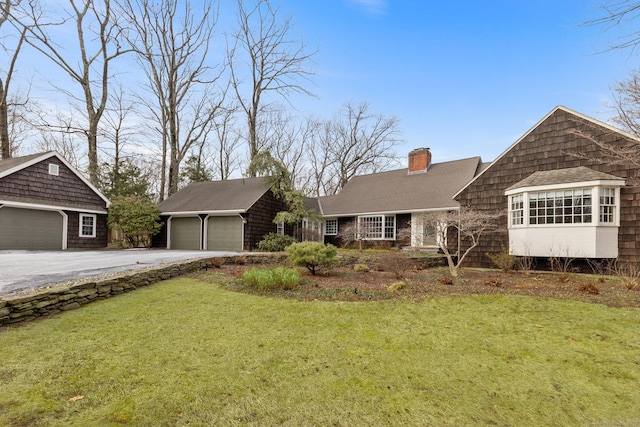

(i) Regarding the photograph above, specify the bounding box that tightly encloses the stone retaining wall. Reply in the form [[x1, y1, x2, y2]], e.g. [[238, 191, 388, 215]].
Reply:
[[0, 252, 442, 328], [0, 254, 285, 328]]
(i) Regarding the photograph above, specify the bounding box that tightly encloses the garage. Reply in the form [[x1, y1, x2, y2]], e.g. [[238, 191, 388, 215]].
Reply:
[[169, 217, 202, 250], [207, 216, 243, 251], [0, 207, 64, 250]]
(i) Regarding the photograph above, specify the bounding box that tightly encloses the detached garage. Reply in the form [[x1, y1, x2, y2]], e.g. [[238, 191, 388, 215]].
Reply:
[[0, 152, 110, 250], [155, 177, 288, 251]]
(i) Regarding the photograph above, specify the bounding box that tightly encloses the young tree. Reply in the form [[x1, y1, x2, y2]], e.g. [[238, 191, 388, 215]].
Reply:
[[418, 209, 501, 278], [107, 195, 162, 248], [227, 0, 315, 170], [119, 0, 225, 198], [19, 0, 130, 184], [0, 0, 28, 159], [180, 154, 212, 186]]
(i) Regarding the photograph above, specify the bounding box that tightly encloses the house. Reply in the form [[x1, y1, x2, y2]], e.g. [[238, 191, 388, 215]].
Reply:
[[455, 105, 640, 268], [154, 177, 288, 251], [318, 148, 485, 248], [0, 151, 110, 250]]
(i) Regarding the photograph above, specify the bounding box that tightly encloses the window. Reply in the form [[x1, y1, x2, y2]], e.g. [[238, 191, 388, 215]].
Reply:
[[48, 163, 59, 176], [324, 219, 338, 235], [79, 213, 96, 237], [600, 188, 616, 223], [528, 189, 592, 225], [510, 194, 524, 225], [358, 215, 395, 240], [276, 221, 285, 235]]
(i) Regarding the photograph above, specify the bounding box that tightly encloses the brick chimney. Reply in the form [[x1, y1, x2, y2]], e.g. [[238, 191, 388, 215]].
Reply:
[[408, 148, 432, 174]]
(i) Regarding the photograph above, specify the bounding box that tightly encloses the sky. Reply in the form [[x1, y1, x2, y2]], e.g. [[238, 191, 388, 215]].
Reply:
[[6, 0, 639, 169], [269, 0, 640, 165]]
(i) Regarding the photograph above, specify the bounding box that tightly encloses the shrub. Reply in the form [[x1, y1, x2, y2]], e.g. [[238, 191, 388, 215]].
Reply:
[[486, 247, 517, 273], [257, 233, 297, 252], [387, 281, 407, 292], [353, 263, 370, 273], [242, 267, 300, 290], [377, 253, 414, 279], [286, 242, 338, 275]]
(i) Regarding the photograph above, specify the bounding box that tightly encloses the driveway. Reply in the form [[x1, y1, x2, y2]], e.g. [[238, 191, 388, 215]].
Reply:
[[0, 249, 239, 295]]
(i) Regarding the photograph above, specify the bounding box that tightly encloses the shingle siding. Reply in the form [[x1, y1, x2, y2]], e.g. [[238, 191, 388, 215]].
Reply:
[[455, 107, 640, 267], [245, 190, 288, 250], [0, 157, 107, 210], [66, 212, 109, 248]]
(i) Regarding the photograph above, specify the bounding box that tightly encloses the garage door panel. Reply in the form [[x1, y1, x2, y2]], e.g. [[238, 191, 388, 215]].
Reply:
[[170, 217, 201, 250], [207, 216, 242, 251], [0, 207, 64, 250]]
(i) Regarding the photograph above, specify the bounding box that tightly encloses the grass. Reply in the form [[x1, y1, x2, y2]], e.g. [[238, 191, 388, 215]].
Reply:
[[0, 277, 639, 426]]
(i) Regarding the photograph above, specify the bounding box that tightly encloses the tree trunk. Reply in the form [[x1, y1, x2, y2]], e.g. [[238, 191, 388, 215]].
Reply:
[[0, 78, 9, 159]]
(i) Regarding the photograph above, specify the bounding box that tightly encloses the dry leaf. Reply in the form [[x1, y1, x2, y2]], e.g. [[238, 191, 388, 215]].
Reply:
[[68, 395, 84, 403]]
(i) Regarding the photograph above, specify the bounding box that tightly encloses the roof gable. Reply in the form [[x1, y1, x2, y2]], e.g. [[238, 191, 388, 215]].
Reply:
[[157, 177, 273, 214], [0, 151, 111, 209], [319, 156, 482, 216], [454, 105, 640, 199]]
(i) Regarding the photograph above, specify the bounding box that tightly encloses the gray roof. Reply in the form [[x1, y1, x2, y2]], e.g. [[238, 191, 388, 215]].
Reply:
[[319, 157, 482, 216], [506, 166, 625, 191], [157, 177, 272, 213], [0, 152, 53, 176]]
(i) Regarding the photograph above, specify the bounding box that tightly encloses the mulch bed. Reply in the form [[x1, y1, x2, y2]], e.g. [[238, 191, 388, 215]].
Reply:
[[192, 261, 640, 308]]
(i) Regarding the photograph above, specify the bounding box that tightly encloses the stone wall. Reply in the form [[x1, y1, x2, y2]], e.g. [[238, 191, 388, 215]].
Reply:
[[0, 254, 284, 328]]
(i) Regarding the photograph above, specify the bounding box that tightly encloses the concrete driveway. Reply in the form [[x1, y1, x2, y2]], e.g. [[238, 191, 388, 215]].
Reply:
[[0, 249, 239, 295]]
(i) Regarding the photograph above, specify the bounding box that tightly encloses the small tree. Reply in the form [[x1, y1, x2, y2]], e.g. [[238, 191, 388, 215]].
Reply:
[[419, 208, 501, 278], [286, 241, 337, 275], [108, 196, 162, 248]]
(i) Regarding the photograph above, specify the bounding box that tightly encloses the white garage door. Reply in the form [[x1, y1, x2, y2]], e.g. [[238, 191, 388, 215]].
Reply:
[[0, 207, 64, 250], [170, 217, 202, 250], [207, 216, 243, 251]]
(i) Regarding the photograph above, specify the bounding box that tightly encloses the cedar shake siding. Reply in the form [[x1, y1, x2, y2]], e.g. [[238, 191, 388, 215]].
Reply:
[[0, 157, 107, 210], [245, 189, 289, 250], [66, 212, 109, 249], [455, 106, 640, 268]]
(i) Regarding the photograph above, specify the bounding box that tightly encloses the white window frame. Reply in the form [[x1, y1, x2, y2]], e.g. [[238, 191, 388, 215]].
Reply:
[[276, 221, 285, 236], [48, 163, 59, 176], [507, 185, 621, 229], [324, 219, 338, 236], [79, 213, 97, 238], [357, 214, 396, 240]]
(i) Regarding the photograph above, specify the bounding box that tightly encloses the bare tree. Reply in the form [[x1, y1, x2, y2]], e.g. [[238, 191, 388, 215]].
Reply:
[[120, 0, 225, 198], [227, 0, 315, 172], [585, 1, 640, 52], [308, 101, 402, 196], [211, 105, 242, 180], [418, 209, 501, 277], [0, 0, 27, 159], [18, 0, 130, 183]]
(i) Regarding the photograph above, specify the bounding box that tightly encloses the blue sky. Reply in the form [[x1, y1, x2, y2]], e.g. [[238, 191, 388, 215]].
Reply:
[[276, 0, 639, 164]]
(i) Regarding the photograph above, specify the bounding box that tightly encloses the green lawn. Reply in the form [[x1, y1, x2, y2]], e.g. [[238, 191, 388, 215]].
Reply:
[[0, 278, 638, 426]]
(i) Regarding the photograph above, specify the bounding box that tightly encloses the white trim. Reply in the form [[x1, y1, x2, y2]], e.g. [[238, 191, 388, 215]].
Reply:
[[166, 215, 204, 250], [0, 151, 111, 208], [324, 206, 459, 218], [505, 179, 625, 196], [453, 105, 640, 200], [324, 218, 338, 236], [0, 199, 107, 214], [161, 209, 245, 217], [48, 163, 59, 176], [79, 213, 97, 238]]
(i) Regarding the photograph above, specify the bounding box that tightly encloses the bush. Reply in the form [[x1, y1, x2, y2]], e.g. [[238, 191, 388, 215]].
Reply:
[[107, 196, 162, 248], [353, 264, 370, 273], [377, 253, 414, 279], [286, 242, 338, 275], [486, 247, 517, 273], [257, 233, 297, 252], [242, 267, 300, 290]]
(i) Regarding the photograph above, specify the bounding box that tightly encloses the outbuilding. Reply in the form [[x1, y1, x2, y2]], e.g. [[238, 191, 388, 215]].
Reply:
[[0, 151, 110, 250]]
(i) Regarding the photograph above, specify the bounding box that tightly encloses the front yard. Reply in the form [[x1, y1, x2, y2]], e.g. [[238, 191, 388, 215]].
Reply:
[[1, 270, 638, 426]]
